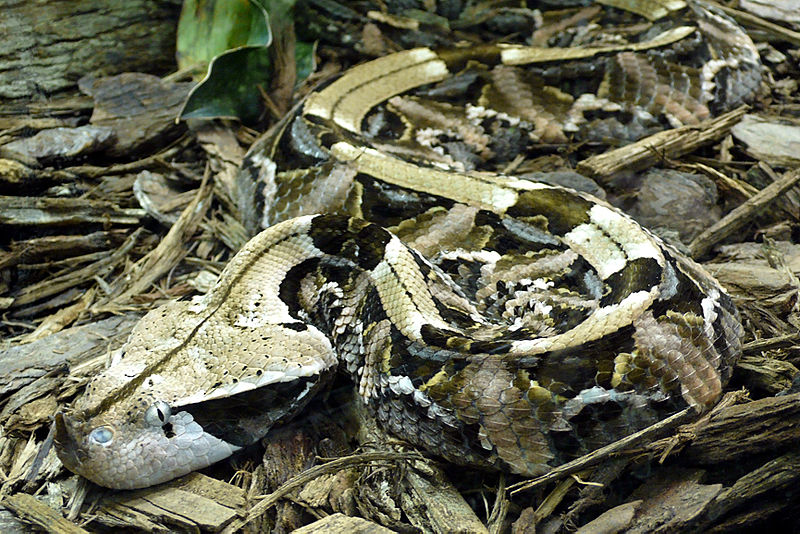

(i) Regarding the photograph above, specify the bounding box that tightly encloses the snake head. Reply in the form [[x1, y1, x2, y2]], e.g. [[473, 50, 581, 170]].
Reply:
[[54, 400, 241, 490], [53, 295, 338, 489]]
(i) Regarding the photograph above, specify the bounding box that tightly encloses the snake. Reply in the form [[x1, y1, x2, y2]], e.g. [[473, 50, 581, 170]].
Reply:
[[55, 1, 755, 489]]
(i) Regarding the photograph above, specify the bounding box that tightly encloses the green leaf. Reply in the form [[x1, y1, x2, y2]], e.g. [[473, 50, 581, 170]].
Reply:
[[176, 0, 271, 72], [295, 40, 317, 85], [180, 46, 272, 123], [177, 0, 314, 124]]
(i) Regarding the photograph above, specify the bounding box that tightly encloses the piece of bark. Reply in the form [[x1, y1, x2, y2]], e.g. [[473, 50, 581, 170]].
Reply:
[[576, 107, 747, 179], [705, 500, 788, 534], [731, 114, 800, 167], [4, 126, 114, 163], [80, 73, 193, 157], [8, 229, 142, 308], [2, 493, 89, 534], [511, 507, 537, 534], [0, 507, 29, 534], [735, 354, 799, 395], [1, 375, 61, 427], [0, 196, 144, 227], [0, 1, 179, 101], [296, 469, 360, 515], [0, 159, 38, 186], [94, 473, 244, 532], [575, 500, 642, 534], [402, 466, 489, 534], [684, 393, 800, 464], [563, 459, 633, 529], [0, 314, 138, 397], [624, 469, 722, 533], [689, 168, 800, 258], [292, 513, 394, 534], [260, 425, 322, 532], [699, 450, 800, 527], [0, 231, 127, 271]]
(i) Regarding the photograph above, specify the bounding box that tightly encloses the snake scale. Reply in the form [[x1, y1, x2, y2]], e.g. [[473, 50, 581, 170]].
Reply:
[[56, 1, 756, 489]]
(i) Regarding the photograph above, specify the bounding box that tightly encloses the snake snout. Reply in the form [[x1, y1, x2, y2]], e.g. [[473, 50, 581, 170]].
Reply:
[[53, 412, 88, 468]]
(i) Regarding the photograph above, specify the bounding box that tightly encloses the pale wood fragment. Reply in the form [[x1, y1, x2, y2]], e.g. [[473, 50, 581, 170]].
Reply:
[[95, 473, 245, 532], [293, 513, 394, 534], [575, 500, 641, 534], [0, 197, 144, 227], [403, 467, 489, 534], [2, 493, 89, 534]]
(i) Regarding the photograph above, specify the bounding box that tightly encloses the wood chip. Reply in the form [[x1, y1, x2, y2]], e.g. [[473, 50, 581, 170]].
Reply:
[[2, 493, 90, 534], [293, 513, 395, 534], [689, 168, 800, 258], [576, 107, 748, 179]]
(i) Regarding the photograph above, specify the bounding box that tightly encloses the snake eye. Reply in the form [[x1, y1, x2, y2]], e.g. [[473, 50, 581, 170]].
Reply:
[[144, 401, 172, 426], [89, 426, 114, 445]]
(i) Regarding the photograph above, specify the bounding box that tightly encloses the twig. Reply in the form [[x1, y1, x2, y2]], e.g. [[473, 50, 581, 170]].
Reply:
[[743, 333, 800, 354], [508, 407, 695, 495], [706, 1, 800, 47], [576, 106, 748, 179], [487, 474, 509, 534], [689, 167, 800, 258]]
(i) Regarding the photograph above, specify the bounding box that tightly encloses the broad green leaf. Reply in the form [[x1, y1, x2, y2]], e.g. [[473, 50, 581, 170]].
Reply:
[[176, 0, 271, 72], [180, 45, 272, 123], [177, 0, 314, 124]]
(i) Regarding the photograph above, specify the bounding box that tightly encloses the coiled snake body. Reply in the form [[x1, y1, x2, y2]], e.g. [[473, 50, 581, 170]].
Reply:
[[56, 1, 753, 489]]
